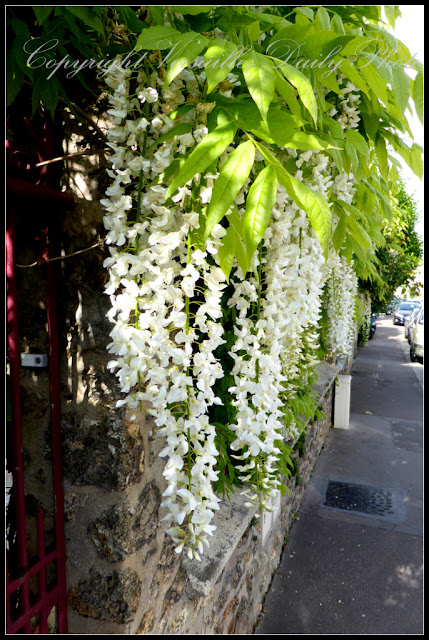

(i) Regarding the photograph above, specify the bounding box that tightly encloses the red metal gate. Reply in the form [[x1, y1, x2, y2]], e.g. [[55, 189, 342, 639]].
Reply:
[[6, 122, 73, 633]]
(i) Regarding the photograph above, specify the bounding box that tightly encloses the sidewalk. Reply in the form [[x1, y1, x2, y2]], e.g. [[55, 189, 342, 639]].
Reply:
[[254, 316, 423, 635]]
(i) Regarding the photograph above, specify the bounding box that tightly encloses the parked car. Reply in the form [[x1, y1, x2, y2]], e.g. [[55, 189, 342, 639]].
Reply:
[[410, 306, 424, 364], [393, 301, 421, 326], [404, 307, 421, 342]]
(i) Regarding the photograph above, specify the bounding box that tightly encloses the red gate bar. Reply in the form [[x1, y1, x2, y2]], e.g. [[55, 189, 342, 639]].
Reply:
[[5, 510, 57, 634], [36, 510, 48, 634], [6, 206, 32, 633], [7, 548, 58, 594], [6, 587, 60, 634]]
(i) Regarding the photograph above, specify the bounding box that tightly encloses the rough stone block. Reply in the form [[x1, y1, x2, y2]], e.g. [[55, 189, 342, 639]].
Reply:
[[62, 413, 144, 489], [68, 568, 141, 623], [88, 482, 160, 561]]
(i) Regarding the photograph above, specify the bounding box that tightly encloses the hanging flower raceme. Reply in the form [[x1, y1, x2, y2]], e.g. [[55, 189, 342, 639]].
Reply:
[[102, 59, 232, 559], [357, 291, 372, 345], [325, 252, 358, 358], [226, 155, 328, 511]]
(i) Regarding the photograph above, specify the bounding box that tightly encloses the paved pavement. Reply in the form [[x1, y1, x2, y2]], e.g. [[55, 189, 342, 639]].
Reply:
[[254, 315, 423, 635]]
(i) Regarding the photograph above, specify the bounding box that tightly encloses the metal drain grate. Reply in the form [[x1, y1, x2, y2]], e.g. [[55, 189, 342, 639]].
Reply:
[[325, 481, 398, 518]]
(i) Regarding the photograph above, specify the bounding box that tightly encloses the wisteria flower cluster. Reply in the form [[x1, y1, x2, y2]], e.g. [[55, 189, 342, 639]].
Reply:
[[325, 252, 358, 358], [102, 54, 366, 558], [102, 59, 229, 558], [357, 291, 372, 345], [226, 175, 327, 511]]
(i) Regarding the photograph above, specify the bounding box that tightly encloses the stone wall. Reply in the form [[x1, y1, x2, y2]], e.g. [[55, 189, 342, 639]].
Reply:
[[12, 111, 350, 634], [64, 359, 338, 635]]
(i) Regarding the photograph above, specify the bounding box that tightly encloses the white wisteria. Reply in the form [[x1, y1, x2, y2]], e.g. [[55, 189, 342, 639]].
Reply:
[[102, 57, 366, 559], [325, 252, 359, 357], [102, 60, 229, 558]]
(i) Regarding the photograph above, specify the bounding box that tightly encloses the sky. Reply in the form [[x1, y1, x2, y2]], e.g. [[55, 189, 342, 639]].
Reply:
[[391, 5, 424, 240]]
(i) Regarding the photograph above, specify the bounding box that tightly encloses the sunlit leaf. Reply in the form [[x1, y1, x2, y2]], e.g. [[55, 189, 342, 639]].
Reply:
[[218, 226, 236, 282], [413, 72, 424, 125], [205, 141, 255, 239], [242, 52, 277, 122], [242, 165, 277, 256], [166, 122, 236, 199]]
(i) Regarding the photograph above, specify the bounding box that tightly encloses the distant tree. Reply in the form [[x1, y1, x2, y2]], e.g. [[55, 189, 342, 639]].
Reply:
[[361, 179, 423, 311]]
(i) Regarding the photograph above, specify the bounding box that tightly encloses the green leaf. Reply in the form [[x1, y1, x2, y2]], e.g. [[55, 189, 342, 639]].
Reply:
[[242, 165, 277, 256], [275, 60, 318, 124], [322, 114, 344, 141], [285, 131, 336, 151], [249, 137, 331, 258], [413, 72, 424, 125], [6, 58, 24, 107], [361, 177, 394, 222], [286, 177, 332, 260], [295, 7, 314, 21], [136, 25, 183, 50], [242, 52, 277, 122], [332, 211, 347, 252], [204, 39, 239, 93], [315, 7, 330, 30], [331, 13, 345, 35], [218, 226, 236, 282], [346, 215, 373, 252], [163, 32, 207, 86], [345, 140, 359, 173], [391, 65, 410, 116], [114, 7, 144, 34], [166, 121, 236, 199], [65, 6, 104, 34], [267, 107, 297, 147], [227, 208, 250, 274], [408, 144, 424, 180], [384, 5, 401, 29], [33, 7, 53, 25], [208, 94, 262, 129], [31, 70, 59, 118], [341, 234, 354, 263], [248, 121, 274, 144], [174, 6, 214, 14], [266, 23, 313, 56], [247, 20, 261, 43], [205, 140, 255, 239], [359, 62, 388, 106], [169, 104, 196, 120], [148, 6, 165, 25], [275, 74, 303, 118], [245, 9, 289, 26], [385, 132, 424, 180], [346, 129, 370, 163], [313, 65, 341, 95], [346, 233, 367, 265], [338, 58, 370, 99], [375, 134, 389, 179]]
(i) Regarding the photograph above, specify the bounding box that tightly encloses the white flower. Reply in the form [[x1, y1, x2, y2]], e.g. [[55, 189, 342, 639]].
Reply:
[[138, 86, 158, 103]]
